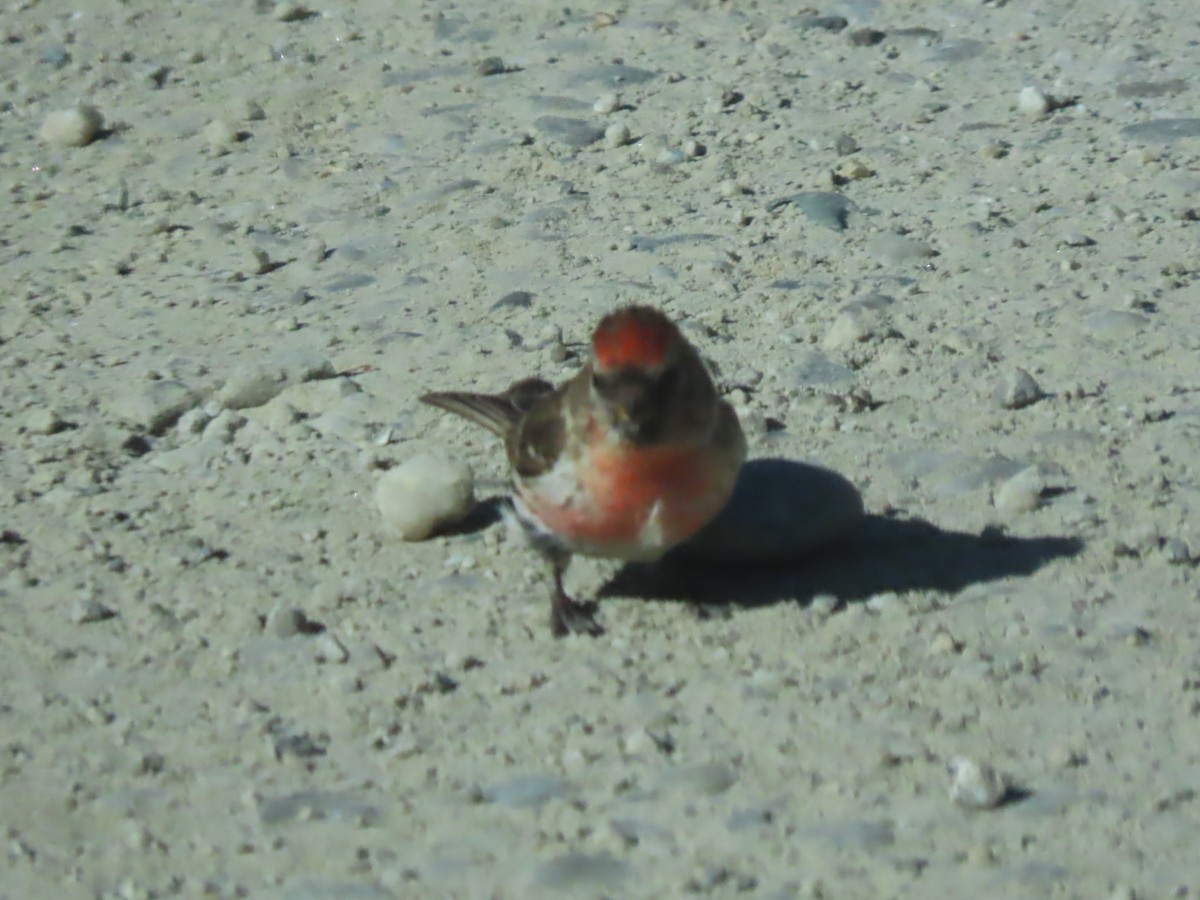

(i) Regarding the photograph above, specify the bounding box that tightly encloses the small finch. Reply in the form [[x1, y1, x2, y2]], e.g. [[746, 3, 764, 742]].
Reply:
[[421, 305, 746, 637]]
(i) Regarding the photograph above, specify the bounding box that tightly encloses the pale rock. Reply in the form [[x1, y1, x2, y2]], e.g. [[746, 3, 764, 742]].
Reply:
[[375, 454, 475, 541]]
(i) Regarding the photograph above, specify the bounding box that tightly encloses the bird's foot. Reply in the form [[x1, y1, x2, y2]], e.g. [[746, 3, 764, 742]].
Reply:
[[550, 594, 604, 638]]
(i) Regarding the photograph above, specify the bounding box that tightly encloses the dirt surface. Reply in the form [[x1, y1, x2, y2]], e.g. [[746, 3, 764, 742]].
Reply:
[[3, 0, 1200, 897]]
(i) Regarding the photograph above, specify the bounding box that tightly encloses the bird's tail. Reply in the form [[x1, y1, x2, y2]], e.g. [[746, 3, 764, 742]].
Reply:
[[420, 391, 522, 437]]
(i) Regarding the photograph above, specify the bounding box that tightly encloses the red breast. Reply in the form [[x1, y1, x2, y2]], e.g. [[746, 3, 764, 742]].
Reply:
[[517, 440, 733, 557]]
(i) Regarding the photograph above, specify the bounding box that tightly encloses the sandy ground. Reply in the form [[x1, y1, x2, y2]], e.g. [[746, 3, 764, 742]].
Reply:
[[3, 0, 1200, 897]]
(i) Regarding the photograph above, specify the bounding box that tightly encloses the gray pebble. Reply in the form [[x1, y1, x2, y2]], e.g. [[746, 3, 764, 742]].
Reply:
[[848, 28, 886, 47], [995, 368, 1043, 409], [474, 56, 506, 77], [265, 604, 308, 638], [110, 380, 197, 435], [834, 134, 860, 155], [72, 597, 116, 624]]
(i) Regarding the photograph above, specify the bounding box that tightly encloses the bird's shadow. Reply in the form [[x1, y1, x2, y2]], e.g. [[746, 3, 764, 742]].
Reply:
[[599, 457, 1083, 609], [444, 457, 1084, 612], [600, 512, 1083, 610]]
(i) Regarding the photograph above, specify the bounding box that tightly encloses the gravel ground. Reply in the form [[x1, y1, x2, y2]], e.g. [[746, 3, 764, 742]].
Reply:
[[2, 0, 1200, 897]]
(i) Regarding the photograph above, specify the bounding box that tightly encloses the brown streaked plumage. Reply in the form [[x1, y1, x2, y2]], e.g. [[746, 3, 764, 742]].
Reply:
[[421, 305, 745, 637]]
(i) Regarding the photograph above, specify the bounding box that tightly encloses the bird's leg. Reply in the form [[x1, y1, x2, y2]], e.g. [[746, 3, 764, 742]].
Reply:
[[545, 550, 604, 638]]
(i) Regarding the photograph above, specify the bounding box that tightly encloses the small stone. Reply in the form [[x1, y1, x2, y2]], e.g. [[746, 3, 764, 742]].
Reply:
[[474, 56, 506, 76], [243, 99, 266, 121], [834, 134, 860, 155], [375, 454, 475, 541], [994, 466, 1045, 513], [604, 122, 631, 148], [593, 91, 621, 114], [865, 591, 901, 613], [217, 353, 334, 410], [204, 119, 240, 149], [265, 604, 308, 638], [809, 594, 841, 616], [929, 631, 960, 655], [314, 632, 349, 664], [848, 28, 886, 47], [143, 65, 170, 89], [40, 105, 105, 148], [1061, 230, 1095, 247], [23, 407, 68, 435], [1017, 86, 1052, 118], [835, 158, 875, 180], [246, 246, 272, 275], [1162, 537, 1193, 565], [979, 139, 1010, 159], [110, 380, 197, 435], [273, 1, 313, 22], [948, 757, 1008, 809], [995, 368, 1042, 409], [823, 308, 880, 350], [72, 597, 116, 624]]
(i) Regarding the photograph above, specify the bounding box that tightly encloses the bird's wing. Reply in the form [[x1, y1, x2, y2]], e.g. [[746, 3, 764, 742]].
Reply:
[[506, 380, 568, 479], [419, 377, 548, 437]]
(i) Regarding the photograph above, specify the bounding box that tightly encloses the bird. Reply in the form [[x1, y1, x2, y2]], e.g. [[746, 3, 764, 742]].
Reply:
[[420, 305, 746, 637]]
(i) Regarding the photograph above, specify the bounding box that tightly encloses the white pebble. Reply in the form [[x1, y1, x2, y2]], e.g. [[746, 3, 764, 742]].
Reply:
[[604, 122, 631, 148], [1017, 86, 1051, 118], [948, 757, 1008, 809], [593, 91, 621, 114], [375, 454, 475, 541], [313, 631, 350, 664], [823, 309, 878, 350], [995, 367, 1042, 409], [23, 407, 67, 435], [40, 105, 105, 148], [265, 604, 307, 638], [273, 1, 313, 22], [204, 119, 239, 149], [994, 466, 1045, 513]]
